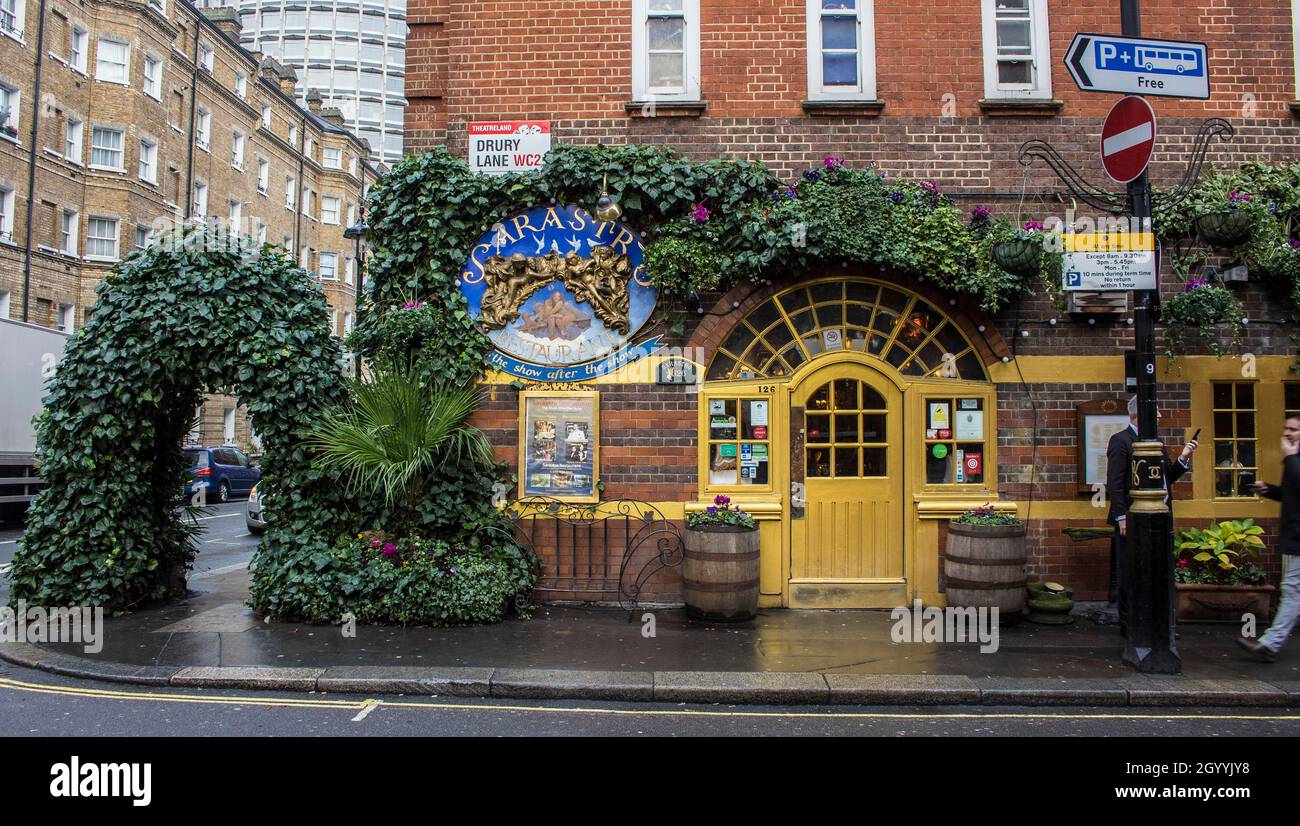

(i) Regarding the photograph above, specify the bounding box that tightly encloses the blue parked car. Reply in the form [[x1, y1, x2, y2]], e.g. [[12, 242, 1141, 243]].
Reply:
[[182, 446, 261, 504]]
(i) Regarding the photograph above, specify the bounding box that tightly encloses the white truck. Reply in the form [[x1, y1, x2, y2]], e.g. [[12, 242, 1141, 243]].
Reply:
[[0, 317, 69, 522]]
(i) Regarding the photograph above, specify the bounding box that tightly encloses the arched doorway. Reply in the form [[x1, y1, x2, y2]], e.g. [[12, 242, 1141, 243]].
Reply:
[[698, 276, 1000, 609]]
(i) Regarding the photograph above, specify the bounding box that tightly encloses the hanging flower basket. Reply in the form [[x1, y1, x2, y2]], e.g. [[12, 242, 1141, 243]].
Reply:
[[992, 238, 1042, 277], [1194, 209, 1254, 248]]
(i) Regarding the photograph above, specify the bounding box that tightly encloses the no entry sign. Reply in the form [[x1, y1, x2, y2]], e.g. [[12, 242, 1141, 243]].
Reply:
[[1100, 96, 1156, 184]]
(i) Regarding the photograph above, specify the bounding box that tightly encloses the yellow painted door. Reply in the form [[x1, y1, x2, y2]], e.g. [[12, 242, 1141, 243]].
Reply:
[[791, 362, 905, 608]]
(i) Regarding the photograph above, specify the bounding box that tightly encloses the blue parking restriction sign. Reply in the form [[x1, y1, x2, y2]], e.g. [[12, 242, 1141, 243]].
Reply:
[[1065, 33, 1210, 99]]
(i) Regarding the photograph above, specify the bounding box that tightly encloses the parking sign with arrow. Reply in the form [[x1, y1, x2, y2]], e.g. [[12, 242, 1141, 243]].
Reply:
[[1066, 32, 1210, 99]]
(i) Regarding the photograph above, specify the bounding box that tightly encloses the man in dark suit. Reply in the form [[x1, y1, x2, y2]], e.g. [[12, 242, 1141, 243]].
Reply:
[[1238, 415, 1300, 661], [1105, 395, 1199, 635]]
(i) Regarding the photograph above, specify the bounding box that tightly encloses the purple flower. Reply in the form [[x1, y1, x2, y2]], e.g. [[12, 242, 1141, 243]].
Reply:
[[803, 170, 821, 182], [971, 205, 991, 220], [450, 565, 459, 574], [1228, 190, 1252, 207], [783, 186, 798, 200], [1184, 278, 1210, 292], [381, 542, 397, 558], [706, 506, 718, 515], [889, 191, 905, 204], [920, 180, 939, 195], [714, 495, 731, 507], [1289, 238, 1300, 249], [401, 300, 425, 310], [689, 203, 710, 223], [879, 170, 888, 179], [1023, 220, 1045, 232], [823, 156, 844, 170]]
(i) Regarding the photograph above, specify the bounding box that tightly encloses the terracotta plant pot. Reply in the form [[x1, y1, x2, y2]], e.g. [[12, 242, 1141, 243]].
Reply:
[[1174, 582, 1275, 623], [683, 525, 760, 622], [992, 238, 1042, 278], [944, 522, 1027, 623], [1194, 210, 1254, 248]]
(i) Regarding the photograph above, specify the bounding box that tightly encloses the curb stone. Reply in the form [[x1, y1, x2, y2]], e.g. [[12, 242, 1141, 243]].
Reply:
[[3, 642, 1299, 706]]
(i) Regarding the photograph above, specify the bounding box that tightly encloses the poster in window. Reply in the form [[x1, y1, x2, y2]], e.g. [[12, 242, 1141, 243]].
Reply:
[[954, 399, 983, 440], [928, 401, 950, 431], [519, 391, 599, 502]]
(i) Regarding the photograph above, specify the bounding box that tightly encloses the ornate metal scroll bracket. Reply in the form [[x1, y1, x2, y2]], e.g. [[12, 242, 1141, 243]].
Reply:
[[1017, 139, 1125, 214], [1017, 117, 1235, 218], [1155, 118, 1235, 213]]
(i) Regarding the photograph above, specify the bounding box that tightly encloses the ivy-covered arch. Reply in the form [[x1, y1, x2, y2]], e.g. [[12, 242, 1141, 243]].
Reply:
[[9, 226, 351, 613]]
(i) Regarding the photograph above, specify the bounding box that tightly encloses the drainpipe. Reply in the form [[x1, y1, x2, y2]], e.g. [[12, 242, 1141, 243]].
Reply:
[[183, 18, 199, 220], [19, 0, 49, 323]]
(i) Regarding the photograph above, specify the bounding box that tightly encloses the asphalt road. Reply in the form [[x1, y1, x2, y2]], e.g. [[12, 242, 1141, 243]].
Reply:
[[0, 500, 260, 602], [0, 658, 1297, 737]]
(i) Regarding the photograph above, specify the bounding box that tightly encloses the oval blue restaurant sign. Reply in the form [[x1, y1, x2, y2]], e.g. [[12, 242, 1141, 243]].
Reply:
[[460, 205, 661, 382]]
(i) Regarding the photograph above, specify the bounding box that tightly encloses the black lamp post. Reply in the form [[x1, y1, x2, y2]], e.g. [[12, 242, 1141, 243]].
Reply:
[[343, 211, 369, 376]]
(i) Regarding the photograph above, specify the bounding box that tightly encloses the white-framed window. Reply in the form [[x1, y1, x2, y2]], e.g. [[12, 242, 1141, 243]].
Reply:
[[148, 0, 165, 13], [222, 408, 235, 443], [0, 289, 9, 318], [143, 55, 163, 99], [235, 72, 247, 99], [284, 175, 296, 209], [228, 198, 242, 230], [0, 186, 14, 239], [70, 27, 89, 73], [282, 234, 292, 254], [301, 186, 313, 218], [60, 209, 78, 255], [64, 117, 83, 163], [330, 308, 340, 336], [135, 223, 151, 250], [323, 146, 342, 169], [255, 222, 267, 245], [90, 126, 125, 170], [257, 158, 269, 193], [631, 0, 700, 101], [86, 216, 120, 261], [806, 0, 877, 100], [305, 136, 315, 160], [343, 310, 353, 336], [287, 122, 297, 146], [138, 138, 157, 183], [980, 0, 1052, 99], [344, 256, 355, 285], [348, 155, 358, 176], [192, 181, 208, 216], [57, 303, 75, 333], [319, 251, 338, 280], [260, 103, 272, 129], [0, 83, 19, 136], [300, 245, 311, 272], [346, 202, 356, 226], [0, 0, 24, 40], [231, 130, 245, 169], [321, 196, 339, 224], [196, 108, 211, 150], [199, 43, 214, 73], [95, 38, 130, 84]]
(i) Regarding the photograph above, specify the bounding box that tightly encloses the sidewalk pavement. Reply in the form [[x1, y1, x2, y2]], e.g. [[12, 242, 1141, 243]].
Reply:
[[3, 568, 1299, 706]]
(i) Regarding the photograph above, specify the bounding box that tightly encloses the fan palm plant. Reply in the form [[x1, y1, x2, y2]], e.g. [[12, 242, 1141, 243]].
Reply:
[[308, 367, 495, 533]]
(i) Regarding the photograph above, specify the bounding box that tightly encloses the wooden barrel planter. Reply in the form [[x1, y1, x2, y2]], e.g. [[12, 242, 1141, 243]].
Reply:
[[943, 522, 1027, 623], [683, 526, 760, 622]]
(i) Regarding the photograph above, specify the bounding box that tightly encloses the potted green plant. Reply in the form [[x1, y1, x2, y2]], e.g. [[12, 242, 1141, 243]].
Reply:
[[1162, 279, 1245, 358], [944, 504, 1027, 622], [683, 495, 759, 622], [1194, 189, 1256, 248], [1174, 518, 1275, 622], [991, 220, 1048, 278]]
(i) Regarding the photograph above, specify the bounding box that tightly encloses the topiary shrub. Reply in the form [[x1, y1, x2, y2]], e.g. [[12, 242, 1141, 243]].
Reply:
[[9, 226, 351, 613]]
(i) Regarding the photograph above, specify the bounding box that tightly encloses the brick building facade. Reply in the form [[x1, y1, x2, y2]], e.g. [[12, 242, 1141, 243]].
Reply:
[[408, 0, 1300, 606], [0, 0, 375, 449]]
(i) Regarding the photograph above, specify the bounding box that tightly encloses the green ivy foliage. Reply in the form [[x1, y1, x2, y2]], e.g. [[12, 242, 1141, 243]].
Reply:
[[9, 227, 351, 613]]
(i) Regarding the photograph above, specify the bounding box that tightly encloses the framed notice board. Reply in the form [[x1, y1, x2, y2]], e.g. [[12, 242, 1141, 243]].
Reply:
[[1076, 399, 1131, 493], [518, 390, 600, 503]]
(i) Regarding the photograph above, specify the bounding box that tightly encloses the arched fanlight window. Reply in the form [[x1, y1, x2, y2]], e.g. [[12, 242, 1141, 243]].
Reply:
[[706, 279, 988, 382]]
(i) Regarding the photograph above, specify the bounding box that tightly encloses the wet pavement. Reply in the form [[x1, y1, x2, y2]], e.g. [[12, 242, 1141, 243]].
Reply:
[[23, 565, 1298, 682]]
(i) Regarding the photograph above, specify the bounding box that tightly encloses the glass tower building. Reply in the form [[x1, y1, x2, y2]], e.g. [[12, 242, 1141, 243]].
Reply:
[[227, 0, 408, 164]]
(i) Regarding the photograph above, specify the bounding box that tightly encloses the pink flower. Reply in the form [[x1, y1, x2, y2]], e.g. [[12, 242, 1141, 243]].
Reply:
[[370, 540, 381, 548], [381, 542, 397, 558], [689, 203, 710, 223], [823, 156, 844, 170], [401, 300, 425, 310]]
